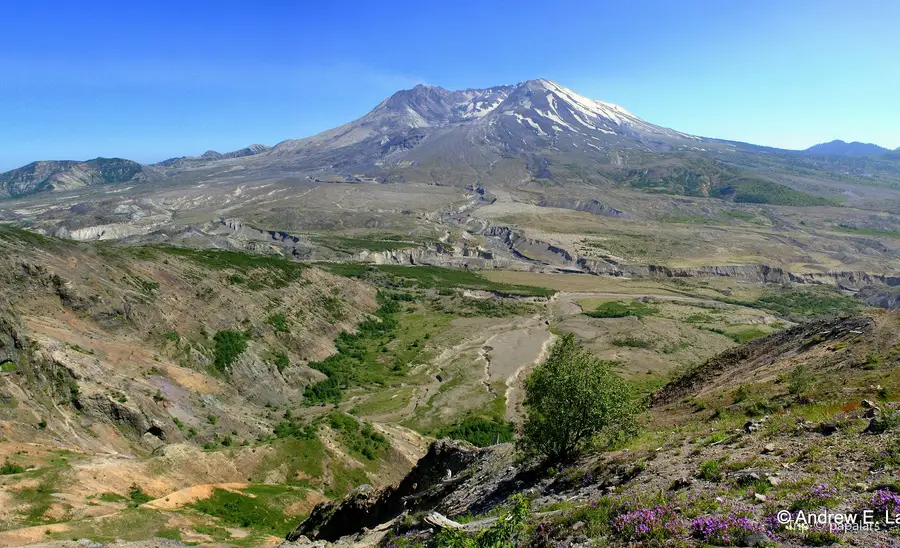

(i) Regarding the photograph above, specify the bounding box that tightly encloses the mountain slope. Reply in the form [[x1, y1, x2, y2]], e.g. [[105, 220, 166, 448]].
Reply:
[[0, 157, 154, 198], [805, 139, 891, 157], [4, 79, 900, 208], [266, 78, 705, 168], [156, 143, 272, 168]]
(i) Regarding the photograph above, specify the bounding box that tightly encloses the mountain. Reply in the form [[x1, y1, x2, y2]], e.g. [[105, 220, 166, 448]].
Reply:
[[156, 143, 271, 168], [4, 79, 900, 206], [267, 78, 706, 169], [0, 157, 154, 199], [804, 139, 891, 156]]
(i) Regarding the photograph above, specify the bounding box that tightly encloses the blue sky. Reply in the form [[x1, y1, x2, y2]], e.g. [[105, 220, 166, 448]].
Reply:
[[1, 0, 897, 171]]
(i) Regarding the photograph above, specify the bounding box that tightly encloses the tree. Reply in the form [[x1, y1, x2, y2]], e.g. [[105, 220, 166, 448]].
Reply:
[[519, 334, 638, 463]]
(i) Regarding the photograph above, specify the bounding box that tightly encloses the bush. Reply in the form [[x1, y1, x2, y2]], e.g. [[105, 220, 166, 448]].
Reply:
[[212, 330, 249, 372], [267, 313, 288, 333], [788, 363, 811, 397], [0, 459, 25, 475], [697, 459, 724, 482], [128, 484, 152, 507], [519, 334, 638, 462]]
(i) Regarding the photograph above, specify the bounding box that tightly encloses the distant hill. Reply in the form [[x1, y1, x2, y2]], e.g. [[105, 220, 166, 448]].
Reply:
[[0, 157, 154, 199], [156, 144, 271, 168], [805, 139, 890, 157]]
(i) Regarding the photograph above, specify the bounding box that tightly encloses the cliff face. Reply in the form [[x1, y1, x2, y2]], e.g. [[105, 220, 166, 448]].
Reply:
[[287, 440, 485, 542], [576, 259, 900, 290]]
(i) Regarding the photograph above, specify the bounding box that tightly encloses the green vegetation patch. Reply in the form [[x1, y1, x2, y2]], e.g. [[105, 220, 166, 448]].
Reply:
[[327, 412, 389, 461], [834, 225, 900, 239], [0, 458, 25, 474], [321, 263, 554, 297], [304, 292, 427, 404], [47, 508, 169, 543], [267, 312, 289, 333], [313, 235, 421, 253], [254, 435, 325, 486], [435, 417, 515, 447], [710, 178, 835, 206], [212, 330, 249, 372], [750, 288, 861, 321], [155, 246, 307, 288], [585, 300, 659, 319], [191, 488, 292, 537]]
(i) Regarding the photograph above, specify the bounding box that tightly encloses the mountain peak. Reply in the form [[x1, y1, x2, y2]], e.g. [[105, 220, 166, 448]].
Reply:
[[805, 140, 890, 157]]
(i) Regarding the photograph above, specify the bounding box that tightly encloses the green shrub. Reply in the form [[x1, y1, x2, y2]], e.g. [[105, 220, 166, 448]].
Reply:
[[697, 458, 724, 482], [519, 334, 639, 462], [0, 459, 25, 475], [788, 363, 811, 397], [267, 313, 288, 333], [270, 352, 290, 373], [751, 289, 861, 321], [304, 292, 409, 404], [128, 484, 152, 507], [212, 330, 249, 372]]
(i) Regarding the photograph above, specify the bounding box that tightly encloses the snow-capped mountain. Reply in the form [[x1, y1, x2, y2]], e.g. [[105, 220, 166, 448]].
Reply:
[[266, 79, 706, 170], [7, 78, 898, 199]]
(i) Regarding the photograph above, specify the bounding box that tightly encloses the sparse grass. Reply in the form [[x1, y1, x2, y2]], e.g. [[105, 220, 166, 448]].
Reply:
[[47, 508, 169, 543], [725, 328, 768, 344], [611, 337, 653, 349], [154, 246, 307, 288], [697, 458, 725, 482], [348, 386, 414, 417], [11, 465, 68, 525], [254, 435, 325, 485], [191, 488, 292, 536]]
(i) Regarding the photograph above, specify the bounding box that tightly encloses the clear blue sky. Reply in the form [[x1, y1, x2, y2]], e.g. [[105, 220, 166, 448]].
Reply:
[[1, 0, 897, 171]]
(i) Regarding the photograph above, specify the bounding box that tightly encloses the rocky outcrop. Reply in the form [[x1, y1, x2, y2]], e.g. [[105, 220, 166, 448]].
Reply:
[[537, 198, 629, 218], [856, 285, 900, 308], [287, 440, 484, 542], [576, 258, 900, 293]]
